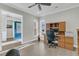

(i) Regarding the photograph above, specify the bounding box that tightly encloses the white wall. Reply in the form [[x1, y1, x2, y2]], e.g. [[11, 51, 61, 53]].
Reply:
[[43, 7, 79, 48], [0, 4, 38, 43]]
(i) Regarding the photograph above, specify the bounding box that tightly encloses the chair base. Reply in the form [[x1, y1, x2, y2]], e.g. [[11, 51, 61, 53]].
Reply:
[[48, 43, 58, 48]]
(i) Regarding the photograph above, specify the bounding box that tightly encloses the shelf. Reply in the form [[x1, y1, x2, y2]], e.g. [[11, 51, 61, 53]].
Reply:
[[52, 27, 59, 29], [7, 25, 12, 28], [56, 35, 65, 37]]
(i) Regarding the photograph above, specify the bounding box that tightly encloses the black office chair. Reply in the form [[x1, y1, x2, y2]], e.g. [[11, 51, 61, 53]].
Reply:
[[6, 49, 20, 56], [46, 29, 57, 48]]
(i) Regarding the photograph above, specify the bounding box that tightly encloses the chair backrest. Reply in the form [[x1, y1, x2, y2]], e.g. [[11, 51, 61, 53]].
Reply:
[[50, 29, 55, 39], [6, 49, 20, 56], [46, 29, 55, 41]]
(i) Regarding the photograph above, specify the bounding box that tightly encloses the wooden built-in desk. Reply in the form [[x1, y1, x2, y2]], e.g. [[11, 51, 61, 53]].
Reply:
[[45, 34, 74, 50], [46, 22, 65, 48], [45, 21, 73, 50]]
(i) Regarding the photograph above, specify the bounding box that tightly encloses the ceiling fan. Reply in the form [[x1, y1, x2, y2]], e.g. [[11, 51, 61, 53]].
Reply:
[[28, 3, 51, 11]]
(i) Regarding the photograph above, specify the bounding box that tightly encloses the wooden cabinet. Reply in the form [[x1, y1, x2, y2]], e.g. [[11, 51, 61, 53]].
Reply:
[[58, 35, 65, 48], [46, 21, 74, 50], [59, 22, 65, 31], [65, 37, 73, 44], [46, 21, 65, 48], [65, 37, 73, 50], [46, 22, 65, 32], [58, 35, 65, 42], [65, 44, 73, 50], [58, 42, 65, 48]]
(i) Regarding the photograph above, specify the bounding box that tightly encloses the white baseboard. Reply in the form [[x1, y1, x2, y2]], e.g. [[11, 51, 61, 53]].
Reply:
[[18, 43, 35, 50], [23, 38, 38, 44], [2, 40, 22, 46]]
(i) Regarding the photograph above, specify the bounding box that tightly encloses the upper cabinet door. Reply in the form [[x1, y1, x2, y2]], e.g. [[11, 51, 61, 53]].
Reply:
[[59, 22, 65, 31]]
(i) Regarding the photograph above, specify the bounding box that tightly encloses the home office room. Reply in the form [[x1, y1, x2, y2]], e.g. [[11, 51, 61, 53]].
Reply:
[[0, 2, 79, 57]]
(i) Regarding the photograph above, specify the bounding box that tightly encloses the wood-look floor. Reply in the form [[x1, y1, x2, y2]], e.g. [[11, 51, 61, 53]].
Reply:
[[20, 42, 77, 56], [0, 41, 77, 56]]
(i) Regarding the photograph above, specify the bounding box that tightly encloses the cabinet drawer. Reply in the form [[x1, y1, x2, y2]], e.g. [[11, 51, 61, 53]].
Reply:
[[58, 42, 65, 48], [65, 40, 73, 44], [58, 39, 65, 42], [65, 37, 73, 44], [65, 43, 73, 50], [58, 36, 65, 42]]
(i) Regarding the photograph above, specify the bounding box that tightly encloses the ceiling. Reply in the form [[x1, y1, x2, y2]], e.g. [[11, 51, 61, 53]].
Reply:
[[3, 3, 79, 17]]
